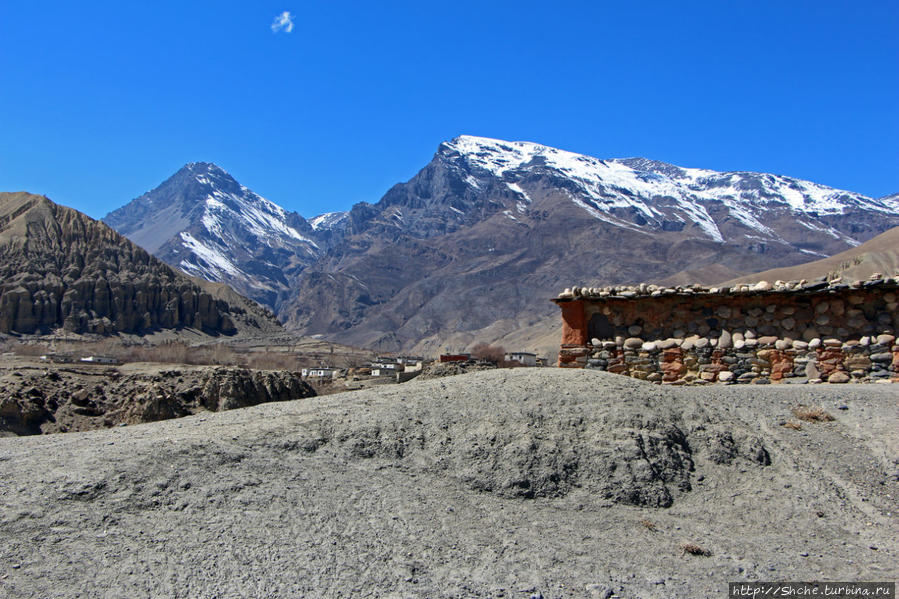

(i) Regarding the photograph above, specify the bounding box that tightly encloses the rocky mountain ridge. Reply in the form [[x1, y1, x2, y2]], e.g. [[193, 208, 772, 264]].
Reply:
[[104, 137, 899, 353]]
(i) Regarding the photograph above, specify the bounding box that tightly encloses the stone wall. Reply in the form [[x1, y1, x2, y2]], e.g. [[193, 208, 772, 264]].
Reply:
[[553, 276, 899, 384]]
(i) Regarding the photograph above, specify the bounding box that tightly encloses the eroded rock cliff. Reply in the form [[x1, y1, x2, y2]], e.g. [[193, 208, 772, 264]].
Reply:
[[0, 192, 281, 336]]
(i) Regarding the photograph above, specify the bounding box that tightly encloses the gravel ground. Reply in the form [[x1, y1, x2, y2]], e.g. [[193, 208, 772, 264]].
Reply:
[[0, 369, 896, 598]]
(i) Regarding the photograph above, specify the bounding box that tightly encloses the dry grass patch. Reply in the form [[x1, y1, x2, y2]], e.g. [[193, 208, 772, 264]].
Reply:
[[679, 542, 711, 557], [792, 405, 835, 423], [639, 519, 657, 531]]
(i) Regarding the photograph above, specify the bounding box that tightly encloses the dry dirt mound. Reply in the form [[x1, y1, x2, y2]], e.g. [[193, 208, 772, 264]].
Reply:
[[307, 370, 769, 506], [0, 369, 896, 598], [417, 360, 498, 379]]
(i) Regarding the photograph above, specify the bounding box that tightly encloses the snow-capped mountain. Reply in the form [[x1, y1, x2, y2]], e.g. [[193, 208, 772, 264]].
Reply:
[[281, 135, 899, 352], [104, 137, 899, 353], [103, 162, 322, 307], [439, 136, 895, 251]]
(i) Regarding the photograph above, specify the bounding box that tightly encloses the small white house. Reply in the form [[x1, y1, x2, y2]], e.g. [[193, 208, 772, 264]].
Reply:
[[301, 367, 339, 379], [371, 361, 402, 376], [396, 355, 424, 365], [79, 355, 120, 365], [505, 352, 537, 367]]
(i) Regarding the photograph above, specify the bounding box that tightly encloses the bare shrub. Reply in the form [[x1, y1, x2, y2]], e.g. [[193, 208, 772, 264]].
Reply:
[[792, 405, 834, 423], [680, 542, 711, 557], [639, 519, 657, 531]]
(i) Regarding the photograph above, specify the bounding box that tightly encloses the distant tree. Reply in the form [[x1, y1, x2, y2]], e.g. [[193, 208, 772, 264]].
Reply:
[[471, 342, 506, 365]]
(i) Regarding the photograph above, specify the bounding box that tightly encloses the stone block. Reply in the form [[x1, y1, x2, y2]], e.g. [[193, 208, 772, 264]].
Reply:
[[718, 330, 732, 349], [844, 356, 871, 370], [827, 371, 850, 384]]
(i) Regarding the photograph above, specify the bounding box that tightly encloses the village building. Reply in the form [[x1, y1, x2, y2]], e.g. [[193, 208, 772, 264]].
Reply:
[[504, 351, 538, 367], [301, 367, 339, 380], [369, 357, 404, 377], [552, 274, 899, 384], [371, 364, 402, 377], [395, 355, 424, 365], [79, 355, 120, 365]]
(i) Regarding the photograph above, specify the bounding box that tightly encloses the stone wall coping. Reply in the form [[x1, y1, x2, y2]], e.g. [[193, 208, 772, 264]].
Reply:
[[552, 274, 899, 303]]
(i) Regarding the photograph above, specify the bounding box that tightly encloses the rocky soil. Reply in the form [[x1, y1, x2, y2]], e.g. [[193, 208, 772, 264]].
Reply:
[[0, 368, 895, 598], [0, 358, 315, 436]]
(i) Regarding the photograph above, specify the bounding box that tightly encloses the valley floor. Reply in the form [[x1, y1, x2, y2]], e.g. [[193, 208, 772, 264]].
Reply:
[[0, 369, 896, 598]]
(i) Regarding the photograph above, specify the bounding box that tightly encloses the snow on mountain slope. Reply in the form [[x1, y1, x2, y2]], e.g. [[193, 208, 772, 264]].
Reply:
[[106, 136, 899, 353], [309, 211, 348, 231], [104, 162, 320, 307], [441, 135, 898, 246], [880, 192, 899, 210]]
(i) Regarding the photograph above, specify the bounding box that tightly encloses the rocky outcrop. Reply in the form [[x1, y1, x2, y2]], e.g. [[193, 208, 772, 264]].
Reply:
[[0, 192, 282, 336], [198, 367, 317, 411], [0, 363, 316, 435]]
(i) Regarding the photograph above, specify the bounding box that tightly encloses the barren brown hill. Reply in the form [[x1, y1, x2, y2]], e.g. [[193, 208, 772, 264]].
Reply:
[[0, 192, 282, 337], [722, 225, 899, 286]]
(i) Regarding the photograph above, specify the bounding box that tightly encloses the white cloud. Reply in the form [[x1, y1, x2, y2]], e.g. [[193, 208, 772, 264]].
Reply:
[[271, 11, 294, 33]]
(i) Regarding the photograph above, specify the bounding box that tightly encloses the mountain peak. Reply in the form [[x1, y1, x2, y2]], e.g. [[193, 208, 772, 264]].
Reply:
[[104, 162, 320, 308], [184, 161, 224, 173]]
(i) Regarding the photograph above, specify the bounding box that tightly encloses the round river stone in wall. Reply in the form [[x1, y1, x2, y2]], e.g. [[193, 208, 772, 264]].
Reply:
[[877, 334, 896, 345], [828, 371, 850, 384], [718, 330, 733, 349], [624, 337, 643, 349]]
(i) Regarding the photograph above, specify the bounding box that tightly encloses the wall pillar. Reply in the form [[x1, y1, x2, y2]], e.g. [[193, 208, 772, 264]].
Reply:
[[560, 300, 587, 347]]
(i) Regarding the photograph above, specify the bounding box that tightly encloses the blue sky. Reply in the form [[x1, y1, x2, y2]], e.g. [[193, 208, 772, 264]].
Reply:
[[1, 1, 897, 220]]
